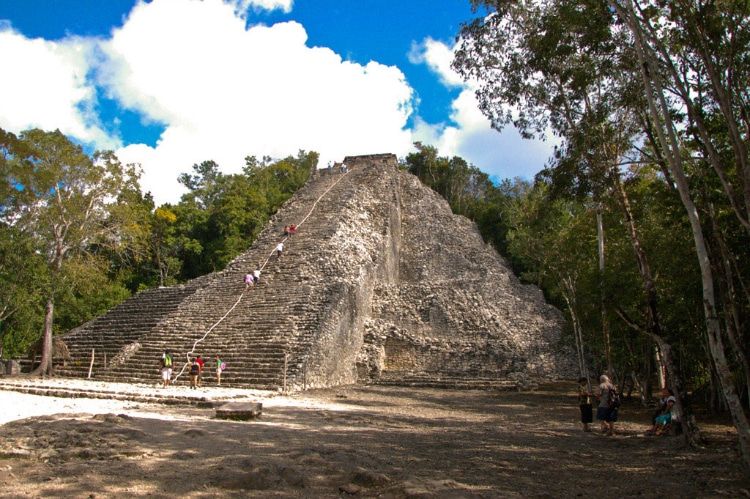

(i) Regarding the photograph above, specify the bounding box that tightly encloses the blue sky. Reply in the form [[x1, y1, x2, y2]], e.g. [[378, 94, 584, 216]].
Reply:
[[0, 0, 554, 205]]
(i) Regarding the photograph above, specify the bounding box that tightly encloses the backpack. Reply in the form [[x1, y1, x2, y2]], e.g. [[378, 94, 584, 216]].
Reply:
[[608, 388, 621, 409], [163, 354, 172, 367]]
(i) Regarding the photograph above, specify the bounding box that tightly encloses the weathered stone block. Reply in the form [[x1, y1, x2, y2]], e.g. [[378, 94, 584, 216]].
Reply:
[[215, 402, 262, 420], [4, 360, 21, 375]]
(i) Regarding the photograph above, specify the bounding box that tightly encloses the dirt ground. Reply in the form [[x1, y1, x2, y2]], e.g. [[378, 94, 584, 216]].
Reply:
[[1, 382, 748, 498]]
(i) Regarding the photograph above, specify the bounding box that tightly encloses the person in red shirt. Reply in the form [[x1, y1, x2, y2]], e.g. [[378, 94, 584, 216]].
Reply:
[[195, 355, 205, 386]]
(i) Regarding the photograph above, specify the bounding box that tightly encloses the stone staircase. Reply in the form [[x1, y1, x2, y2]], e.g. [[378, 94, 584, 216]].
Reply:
[[58, 165, 365, 389], [0, 378, 267, 408], [373, 371, 518, 390], [56, 281, 207, 377]]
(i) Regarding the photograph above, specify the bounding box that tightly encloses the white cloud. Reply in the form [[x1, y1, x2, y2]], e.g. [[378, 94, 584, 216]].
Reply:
[[0, 27, 117, 149], [408, 37, 464, 88], [0, 0, 413, 205], [235, 0, 293, 14], [409, 37, 556, 181], [103, 0, 415, 203], [0, 0, 552, 207]]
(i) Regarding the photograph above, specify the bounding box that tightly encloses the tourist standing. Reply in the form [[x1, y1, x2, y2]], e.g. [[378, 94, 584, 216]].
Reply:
[[195, 355, 205, 386], [578, 377, 593, 432], [189, 359, 200, 389], [596, 375, 618, 436], [276, 242, 284, 259], [252, 269, 261, 288], [216, 355, 223, 386], [160, 351, 173, 388]]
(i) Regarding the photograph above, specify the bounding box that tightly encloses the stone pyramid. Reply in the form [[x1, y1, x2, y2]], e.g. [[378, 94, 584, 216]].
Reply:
[[58, 154, 575, 390]]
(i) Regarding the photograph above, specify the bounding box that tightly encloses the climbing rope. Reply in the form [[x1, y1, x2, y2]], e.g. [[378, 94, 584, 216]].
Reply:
[[251, 166, 350, 275], [172, 167, 351, 384], [172, 291, 246, 383]]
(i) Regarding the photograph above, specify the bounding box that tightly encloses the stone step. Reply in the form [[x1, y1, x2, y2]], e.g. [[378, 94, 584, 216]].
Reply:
[[0, 379, 275, 407], [371, 378, 518, 391]]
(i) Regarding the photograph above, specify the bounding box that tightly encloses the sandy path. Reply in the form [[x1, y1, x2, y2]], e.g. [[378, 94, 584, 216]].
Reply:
[[1, 381, 747, 498]]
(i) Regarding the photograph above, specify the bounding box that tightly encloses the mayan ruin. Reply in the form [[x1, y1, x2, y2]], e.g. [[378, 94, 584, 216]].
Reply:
[[58, 154, 575, 390]]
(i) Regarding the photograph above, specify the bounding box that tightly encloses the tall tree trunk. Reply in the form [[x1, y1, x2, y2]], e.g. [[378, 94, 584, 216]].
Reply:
[[641, 340, 654, 406], [35, 246, 62, 377], [615, 0, 750, 465], [654, 343, 666, 390], [711, 207, 750, 403], [596, 204, 612, 374], [609, 169, 700, 444], [32, 296, 54, 376], [158, 258, 165, 288], [559, 275, 587, 380]]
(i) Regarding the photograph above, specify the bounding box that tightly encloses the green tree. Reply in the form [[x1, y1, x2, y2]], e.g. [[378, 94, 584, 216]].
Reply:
[[0, 224, 47, 357], [605, 0, 750, 462], [169, 151, 315, 279], [0, 130, 47, 356], [453, 0, 715, 446], [503, 181, 600, 380], [405, 142, 497, 223], [149, 207, 183, 287], [3, 128, 142, 375]]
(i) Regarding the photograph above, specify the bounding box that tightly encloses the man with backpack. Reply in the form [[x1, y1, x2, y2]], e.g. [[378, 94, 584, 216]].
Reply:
[[596, 375, 619, 436], [160, 351, 173, 388]]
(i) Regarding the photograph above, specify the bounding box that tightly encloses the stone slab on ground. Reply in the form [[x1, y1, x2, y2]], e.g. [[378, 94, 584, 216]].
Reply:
[[215, 401, 263, 420]]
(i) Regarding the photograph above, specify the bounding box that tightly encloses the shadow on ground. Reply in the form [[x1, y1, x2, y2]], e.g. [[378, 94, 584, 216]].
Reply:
[[0, 382, 747, 498]]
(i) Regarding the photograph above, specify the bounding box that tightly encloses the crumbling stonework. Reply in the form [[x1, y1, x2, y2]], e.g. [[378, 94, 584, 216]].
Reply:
[[58, 154, 575, 390], [347, 157, 575, 386]]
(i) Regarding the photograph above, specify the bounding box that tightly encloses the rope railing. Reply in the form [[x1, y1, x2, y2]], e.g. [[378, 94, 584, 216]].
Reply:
[[172, 167, 350, 384]]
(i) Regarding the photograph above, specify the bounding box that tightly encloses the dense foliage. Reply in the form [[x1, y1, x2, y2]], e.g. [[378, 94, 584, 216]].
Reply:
[[447, 0, 750, 461], [404, 144, 708, 387], [0, 127, 314, 361]]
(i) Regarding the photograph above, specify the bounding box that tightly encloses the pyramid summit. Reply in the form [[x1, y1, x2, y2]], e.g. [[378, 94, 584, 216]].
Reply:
[[59, 154, 576, 390]]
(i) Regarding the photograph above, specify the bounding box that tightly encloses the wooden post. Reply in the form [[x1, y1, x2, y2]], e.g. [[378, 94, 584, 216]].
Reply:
[[87, 349, 95, 379]]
